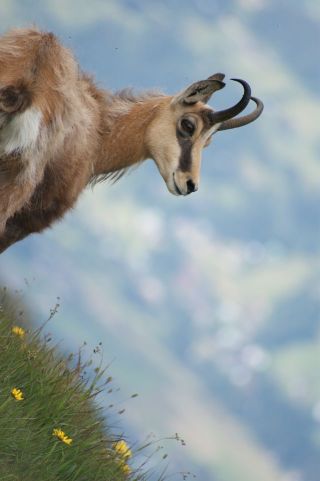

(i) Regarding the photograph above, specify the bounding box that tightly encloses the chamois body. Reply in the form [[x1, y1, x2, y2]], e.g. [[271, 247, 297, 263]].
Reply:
[[0, 28, 161, 252], [0, 28, 263, 253]]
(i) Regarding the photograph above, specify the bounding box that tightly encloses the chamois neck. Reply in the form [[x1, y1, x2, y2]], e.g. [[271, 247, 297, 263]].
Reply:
[[94, 93, 164, 179]]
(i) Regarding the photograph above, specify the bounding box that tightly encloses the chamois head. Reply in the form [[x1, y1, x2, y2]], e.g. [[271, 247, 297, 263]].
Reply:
[[146, 73, 263, 196]]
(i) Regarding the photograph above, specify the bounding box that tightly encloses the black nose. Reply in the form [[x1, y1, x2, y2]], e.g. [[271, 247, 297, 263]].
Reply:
[[186, 179, 197, 194]]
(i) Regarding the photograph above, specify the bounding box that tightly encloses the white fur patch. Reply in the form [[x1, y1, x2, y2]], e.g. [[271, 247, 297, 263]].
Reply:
[[0, 107, 42, 154]]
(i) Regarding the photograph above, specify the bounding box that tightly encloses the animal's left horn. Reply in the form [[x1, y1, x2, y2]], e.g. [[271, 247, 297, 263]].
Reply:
[[208, 78, 251, 124], [218, 96, 264, 131]]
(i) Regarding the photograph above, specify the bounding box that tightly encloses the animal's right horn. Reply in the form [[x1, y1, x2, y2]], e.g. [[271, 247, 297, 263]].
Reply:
[[217, 97, 264, 131]]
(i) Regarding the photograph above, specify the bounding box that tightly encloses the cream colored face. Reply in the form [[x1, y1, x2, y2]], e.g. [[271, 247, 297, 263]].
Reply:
[[146, 75, 262, 195], [146, 99, 220, 196]]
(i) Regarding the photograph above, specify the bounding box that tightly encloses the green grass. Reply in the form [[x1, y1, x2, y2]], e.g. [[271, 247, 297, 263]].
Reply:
[[0, 299, 164, 481]]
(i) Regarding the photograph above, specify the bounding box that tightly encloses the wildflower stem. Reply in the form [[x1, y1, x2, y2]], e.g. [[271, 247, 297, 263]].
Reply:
[[48, 442, 57, 458]]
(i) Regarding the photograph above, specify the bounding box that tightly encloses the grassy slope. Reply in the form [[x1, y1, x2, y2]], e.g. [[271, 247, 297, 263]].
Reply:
[[0, 306, 143, 481]]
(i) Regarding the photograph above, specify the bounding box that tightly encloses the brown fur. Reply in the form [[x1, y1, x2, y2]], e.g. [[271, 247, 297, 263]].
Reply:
[[0, 28, 167, 252]]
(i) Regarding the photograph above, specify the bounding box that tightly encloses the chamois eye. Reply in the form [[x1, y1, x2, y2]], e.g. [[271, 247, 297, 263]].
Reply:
[[179, 118, 196, 137]]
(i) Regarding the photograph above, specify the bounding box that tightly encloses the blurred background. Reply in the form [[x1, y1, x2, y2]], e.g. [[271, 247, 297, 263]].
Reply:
[[1, 1, 320, 480]]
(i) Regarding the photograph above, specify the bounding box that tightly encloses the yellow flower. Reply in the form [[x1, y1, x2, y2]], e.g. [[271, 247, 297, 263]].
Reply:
[[122, 463, 131, 475], [11, 387, 24, 401], [12, 326, 25, 338], [113, 440, 132, 459], [52, 428, 73, 446]]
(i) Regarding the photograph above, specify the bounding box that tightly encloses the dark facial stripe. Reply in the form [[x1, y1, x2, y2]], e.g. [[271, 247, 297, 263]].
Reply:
[[176, 128, 193, 172], [179, 139, 193, 172]]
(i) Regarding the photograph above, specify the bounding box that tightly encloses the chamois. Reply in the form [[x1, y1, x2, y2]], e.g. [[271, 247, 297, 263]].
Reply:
[[0, 28, 263, 253]]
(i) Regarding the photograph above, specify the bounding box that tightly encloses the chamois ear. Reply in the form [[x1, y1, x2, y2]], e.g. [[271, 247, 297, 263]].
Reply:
[[207, 72, 226, 82], [0, 84, 31, 114], [171, 73, 226, 106]]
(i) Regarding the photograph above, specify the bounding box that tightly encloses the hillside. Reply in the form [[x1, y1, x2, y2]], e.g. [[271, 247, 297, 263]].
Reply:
[[0, 296, 147, 481]]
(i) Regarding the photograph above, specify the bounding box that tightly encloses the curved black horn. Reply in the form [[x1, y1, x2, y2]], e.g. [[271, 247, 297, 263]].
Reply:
[[208, 78, 251, 125], [218, 97, 264, 131]]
